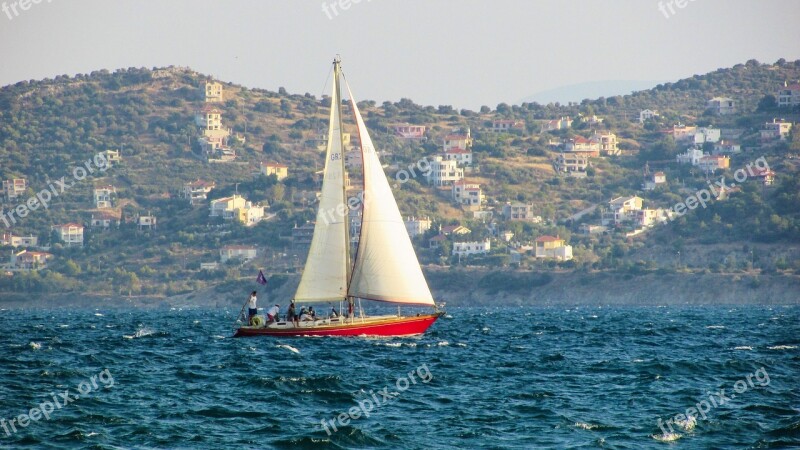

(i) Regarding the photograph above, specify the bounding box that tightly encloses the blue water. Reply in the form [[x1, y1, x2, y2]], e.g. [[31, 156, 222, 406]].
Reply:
[[0, 305, 798, 449]]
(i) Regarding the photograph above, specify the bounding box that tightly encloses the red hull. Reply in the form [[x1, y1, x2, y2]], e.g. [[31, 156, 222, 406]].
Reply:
[[234, 313, 442, 338]]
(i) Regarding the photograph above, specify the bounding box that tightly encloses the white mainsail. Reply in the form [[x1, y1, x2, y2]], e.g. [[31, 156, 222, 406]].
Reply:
[[293, 62, 349, 303], [344, 80, 436, 306]]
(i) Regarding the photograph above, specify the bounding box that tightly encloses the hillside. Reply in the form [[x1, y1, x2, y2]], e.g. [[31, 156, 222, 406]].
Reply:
[[0, 60, 799, 301]]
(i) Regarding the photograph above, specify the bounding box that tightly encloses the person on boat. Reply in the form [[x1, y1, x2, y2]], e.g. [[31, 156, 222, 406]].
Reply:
[[308, 306, 316, 320], [287, 302, 298, 326], [299, 307, 313, 322], [266, 304, 280, 323], [330, 306, 338, 318], [247, 291, 258, 325]]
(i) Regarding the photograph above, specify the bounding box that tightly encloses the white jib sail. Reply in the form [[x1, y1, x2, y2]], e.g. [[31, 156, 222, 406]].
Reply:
[[293, 65, 349, 303], [344, 80, 435, 306]]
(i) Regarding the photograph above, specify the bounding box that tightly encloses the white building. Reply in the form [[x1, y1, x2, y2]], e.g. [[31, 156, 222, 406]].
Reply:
[[441, 148, 473, 166], [676, 147, 706, 165], [712, 140, 742, 155], [760, 119, 793, 142], [452, 180, 483, 208], [203, 81, 224, 103], [94, 185, 115, 208], [554, 152, 588, 174], [777, 83, 800, 108], [405, 217, 432, 238], [534, 236, 573, 261], [691, 127, 721, 144], [706, 97, 736, 115], [490, 119, 525, 133], [643, 172, 666, 191], [51, 223, 84, 246], [502, 202, 540, 222], [426, 156, 464, 186], [593, 131, 620, 156], [183, 179, 216, 205], [138, 214, 157, 230], [2, 178, 26, 200], [220, 245, 257, 263], [639, 109, 659, 123], [541, 117, 573, 132], [0, 233, 38, 247], [602, 196, 643, 226], [453, 239, 491, 257], [443, 129, 472, 152]]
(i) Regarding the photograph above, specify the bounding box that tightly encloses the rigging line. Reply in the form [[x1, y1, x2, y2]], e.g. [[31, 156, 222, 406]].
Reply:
[[318, 65, 333, 101]]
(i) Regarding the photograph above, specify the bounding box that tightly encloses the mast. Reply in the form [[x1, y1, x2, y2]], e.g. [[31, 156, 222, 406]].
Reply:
[[334, 57, 352, 286]]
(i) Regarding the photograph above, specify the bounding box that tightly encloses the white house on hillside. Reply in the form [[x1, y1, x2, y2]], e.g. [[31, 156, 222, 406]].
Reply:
[[426, 156, 464, 186], [453, 239, 491, 257], [707, 97, 736, 115], [639, 109, 659, 123]]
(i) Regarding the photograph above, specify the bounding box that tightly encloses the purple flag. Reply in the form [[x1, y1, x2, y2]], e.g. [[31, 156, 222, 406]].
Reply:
[[256, 270, 268, 285]]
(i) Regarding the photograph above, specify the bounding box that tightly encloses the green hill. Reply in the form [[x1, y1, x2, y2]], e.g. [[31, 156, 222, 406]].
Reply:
[[0, 60, 798, 300]]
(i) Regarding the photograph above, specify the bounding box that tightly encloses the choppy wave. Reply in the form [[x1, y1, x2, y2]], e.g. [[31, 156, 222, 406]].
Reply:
[[0, 305, 798, 448]]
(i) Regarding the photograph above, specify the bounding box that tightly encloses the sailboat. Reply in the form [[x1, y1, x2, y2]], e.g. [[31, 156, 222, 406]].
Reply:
[[234, 58, 444, 337]]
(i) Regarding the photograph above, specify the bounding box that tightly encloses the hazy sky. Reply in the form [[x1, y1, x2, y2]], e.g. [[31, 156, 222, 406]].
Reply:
[[1, 0, 798, 109]]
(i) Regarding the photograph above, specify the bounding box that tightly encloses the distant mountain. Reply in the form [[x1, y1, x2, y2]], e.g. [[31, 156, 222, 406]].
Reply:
[[520, 80, 667, 105]]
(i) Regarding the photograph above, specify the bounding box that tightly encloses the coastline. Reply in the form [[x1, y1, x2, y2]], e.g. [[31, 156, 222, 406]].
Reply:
[[2, 271, 798, 309]]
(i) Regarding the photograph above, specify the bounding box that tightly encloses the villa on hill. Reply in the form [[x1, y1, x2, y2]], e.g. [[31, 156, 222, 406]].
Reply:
[[393, 124, 426, 139], [261, 161, 289, 180], [52, 223, 84, 246], [183, 179, 216, 205], [706, 97, 736, 115], [541, 117, 572, 132], [490, 119, 525, 133], [534, 235, 572, 261]]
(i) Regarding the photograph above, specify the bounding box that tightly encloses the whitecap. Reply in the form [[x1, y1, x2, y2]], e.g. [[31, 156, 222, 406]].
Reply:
[[94, 313, 104, 317], [652, 432, 682, 442], [675, 415, 696, 431], [382, 342, 402, 347], [444, 314, 453, 319], [437, 341, 449, 346], [706, 325, 725, 329], [29, 342, 41, 350], [733, 346, 753, 351], [574, 422, 598, 430], [767, 345, 796, 350], [481, 327, 490, 332], [124, 327, 156, 339], [632, 359, 645, 363], [211, 335, 226, 340], [277, 344, 300, 354], [455, 343, 467, 347]]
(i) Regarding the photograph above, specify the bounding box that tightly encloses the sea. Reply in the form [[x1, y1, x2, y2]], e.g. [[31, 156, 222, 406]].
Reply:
[[0, 305, 798, 449]]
